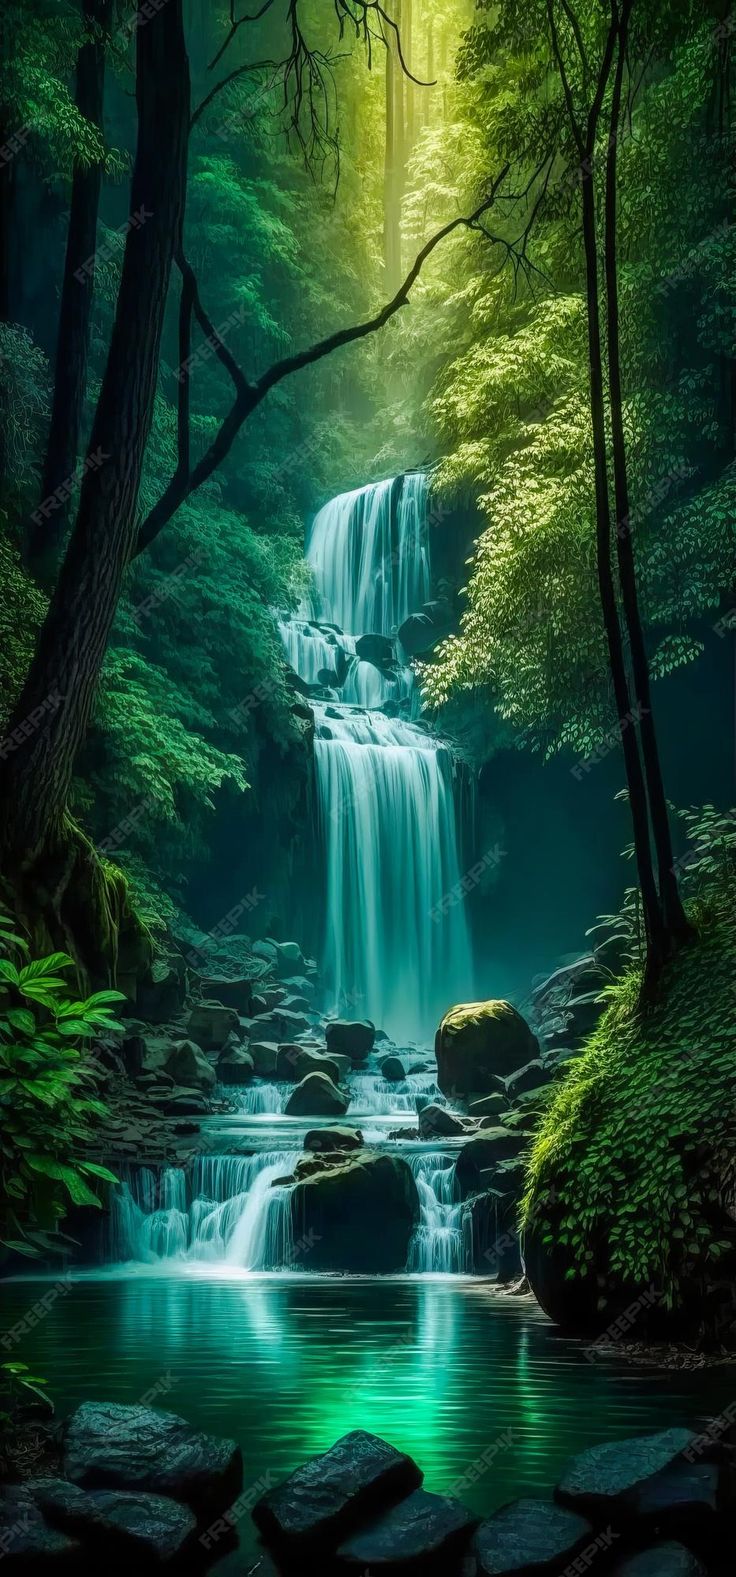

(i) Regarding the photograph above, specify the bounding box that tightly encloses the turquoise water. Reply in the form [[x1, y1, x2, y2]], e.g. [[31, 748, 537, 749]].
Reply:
[[2, 1274, 731, 1569]]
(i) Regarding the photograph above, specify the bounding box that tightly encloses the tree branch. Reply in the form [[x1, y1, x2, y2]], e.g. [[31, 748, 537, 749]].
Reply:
[[134, 166, 510, 557]]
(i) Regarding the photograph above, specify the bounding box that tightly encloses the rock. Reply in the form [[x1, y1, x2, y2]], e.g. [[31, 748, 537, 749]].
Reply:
[[29, 1477, 197, 1562], [436, 1001, 539, 1096], [252, 1430, 422, 1551], [201, 975, 254, 1014], [609, 1544, 708, 1576], [555, 1428, 698, 1519], [249, 1041, 279, 1077], [250, 1008, 312, 1040], [254, 938, 305, 979], [304, 1127, 364, 1153], [468, 1093, 507, 1117], [157, 1094, 210, 1117], [380, 1055, 406, 1081], [284, 1072, 349, 1117], [282, 975, 316, 1001], [328, 1053, 352, 1080], [62, 1401, 243, 1518], [121, 1033, 146, 1079], [398, 600, 453, 657], [474, 1497, 594, 1575], [502, 1059, 551, 1098], [218, 1049, 255, 1084], [336, 1487, 478, 1571], [355, 632, 395, 669], [463, 1192, 522, 1279], [291, 1150, 419, 1272], [624, 1458, 720, 1536], [135, 956, 187, 1024], [325, 1020, 375, 1061], [418, 1103, 469, 1139], [0, 1482, 82, 1568], [455, 1132, 521, 1197], [276, 1045, 341, 1084], [186, 1002, 239, 1052]]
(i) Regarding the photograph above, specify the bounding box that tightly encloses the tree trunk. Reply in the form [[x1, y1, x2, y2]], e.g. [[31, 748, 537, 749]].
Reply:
[[603, 9, 694, 946], [28, 0, 113, 588], [383, 14, 399, 289], [579, 140, 667, 975], [0, 0, 190, 867]]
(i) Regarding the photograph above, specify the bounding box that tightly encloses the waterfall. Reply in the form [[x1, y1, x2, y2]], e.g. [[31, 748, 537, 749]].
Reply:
[[347, 1072, 446, 1116], [109, 1155, 299, 1269], [277, 473, 475, 1044], [406, 1152, 472, 1274]]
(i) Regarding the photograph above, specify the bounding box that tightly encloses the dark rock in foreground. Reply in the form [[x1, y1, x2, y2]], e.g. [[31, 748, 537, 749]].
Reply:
[[252, 1429, 422, 1551], [30, 1476, 197, 1562], [473, 1497, 594, 1574], [418, 1103, 471, 1139], [336, 1486, 479, 1572], [290, 1150, 419, 1271], [0, 1482, 82, 1568], [304, 1126, 363, 1153], [610, 1543, 708, 1575], [63, 1401, 243, 1518], [555, 1427, 697, 1519], [455, 1131, 521, 1197]]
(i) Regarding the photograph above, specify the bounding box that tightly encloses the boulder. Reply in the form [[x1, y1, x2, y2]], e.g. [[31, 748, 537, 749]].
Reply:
[[249, 1041, 279, 1077], [143, 1036, 216, 1092], [502, 1059, 551, 1099], [186, 1002, 239, 1052], [252, 1430, 422, 1551], [418, 1103, 469, 1140], [250, 1008, 312, 1040], [218, 1049, 255, 1085], [276, 1045, 340, 1084], [304, 1127, 364, 1153], [284, 1072, 349, 1117], [325, 1020, 375, 1061], [398, 600, 453, 657], [291, 1151, 420, 1272], [0, 1482, 82, 1568], [380, 1055, 406, 1081], [455, 1132, 521, 1197], [609, 1544, 708, 1576], [282, 975, 316, 1001], [555, 1428, 698, 1520], [29, 1477, 197, 1563], [436, 1001, 538, 1096], [254, 938, 305, 979], [474, 1498, 594, 1575], [62, 1401, 242, 1518], [463, 1192, 521, 1280], [355, 632, 395, 669], [201, 975, 254, 1014], [328, 1053, 352, 1081], [336, 1487, 478, 1571], [135, 957, 187, 1024]]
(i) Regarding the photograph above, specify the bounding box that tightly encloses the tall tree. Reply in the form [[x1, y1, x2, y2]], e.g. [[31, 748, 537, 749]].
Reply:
[[28, 0, 113, 588]]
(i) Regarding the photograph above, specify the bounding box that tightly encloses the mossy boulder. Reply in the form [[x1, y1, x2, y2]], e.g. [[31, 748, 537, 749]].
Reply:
[[284, 1071, 349, 1117], [291, 1151, 420, 1271], [436, 1001, 538, 1098]]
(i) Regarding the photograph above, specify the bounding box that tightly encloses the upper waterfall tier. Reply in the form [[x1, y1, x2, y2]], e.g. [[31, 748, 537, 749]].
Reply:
[[307, 472, 430, 636]]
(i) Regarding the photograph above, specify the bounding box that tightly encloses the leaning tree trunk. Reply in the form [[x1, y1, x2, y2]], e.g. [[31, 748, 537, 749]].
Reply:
[[28, 0, 113, 589], [0, 0, 189, 891], [579, 139, 667, 976], [603, 10, 694, 947]]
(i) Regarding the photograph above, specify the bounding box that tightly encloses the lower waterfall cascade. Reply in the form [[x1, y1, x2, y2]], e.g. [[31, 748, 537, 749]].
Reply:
[[278, 471, 476, 1044]]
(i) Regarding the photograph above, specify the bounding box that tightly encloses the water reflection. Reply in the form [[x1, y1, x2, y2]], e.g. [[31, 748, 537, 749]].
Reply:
[[3, 1276, 730, 1571]]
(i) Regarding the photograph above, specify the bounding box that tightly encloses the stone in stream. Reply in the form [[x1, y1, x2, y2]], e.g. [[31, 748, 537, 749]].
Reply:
[[217, 1048, 254, 1084], [380, 1055, 406, 1081], [284, 1071, 349, 1117], [609, 1544, 708, 1576], [418, 1103, 470, 1139], [249, 1041, 279, 1077], [355, 631, 395, 669], [185, 1001, 239, 1052], [555, 1428, 699, 1520], [436, 1001, 539, 1096], [473, 1497, 595, 1574], [290, 1150, 419, 1272], [251, 1429, 422, 1552], [28, 1477, 197, 1562], [336, 1487, 479, 1571], [276, 1044, 341, 1084], [325, 1019, 375, 1060], [304, 1126, 363, 1153], [62, 1401, 243, 1519], [455, 1131, 522, 1197]]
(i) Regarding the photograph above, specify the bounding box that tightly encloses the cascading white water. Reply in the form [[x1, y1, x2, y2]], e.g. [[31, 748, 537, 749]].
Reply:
[[406, 1152, 472, 1274], [109, 1155, 299, 1269], [278, 472, 475, 1043]]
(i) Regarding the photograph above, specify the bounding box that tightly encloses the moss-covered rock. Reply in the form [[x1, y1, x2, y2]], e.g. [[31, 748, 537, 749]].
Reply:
[[290, 1150, 420, 1271], [436, 1001, 538, 1098]]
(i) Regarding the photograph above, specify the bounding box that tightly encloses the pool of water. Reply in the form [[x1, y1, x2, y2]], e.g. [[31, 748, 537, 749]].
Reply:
[[3, 1275, 731, 1570]]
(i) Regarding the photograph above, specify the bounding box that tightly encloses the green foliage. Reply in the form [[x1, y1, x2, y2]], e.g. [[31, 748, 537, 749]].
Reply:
[[1, 1, 124, 176], [0, 1361, 52, 1430], [522, 806, 736, 1305], [0, 912, 123, 1261]]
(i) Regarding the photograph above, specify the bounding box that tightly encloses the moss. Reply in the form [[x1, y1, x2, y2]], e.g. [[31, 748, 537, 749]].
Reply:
[[522, 884, 736, 1306], [441, 999, 516, 1035]]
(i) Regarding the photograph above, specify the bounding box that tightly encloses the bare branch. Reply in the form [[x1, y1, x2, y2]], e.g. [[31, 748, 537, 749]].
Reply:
[[208, 0, 278, 74]]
